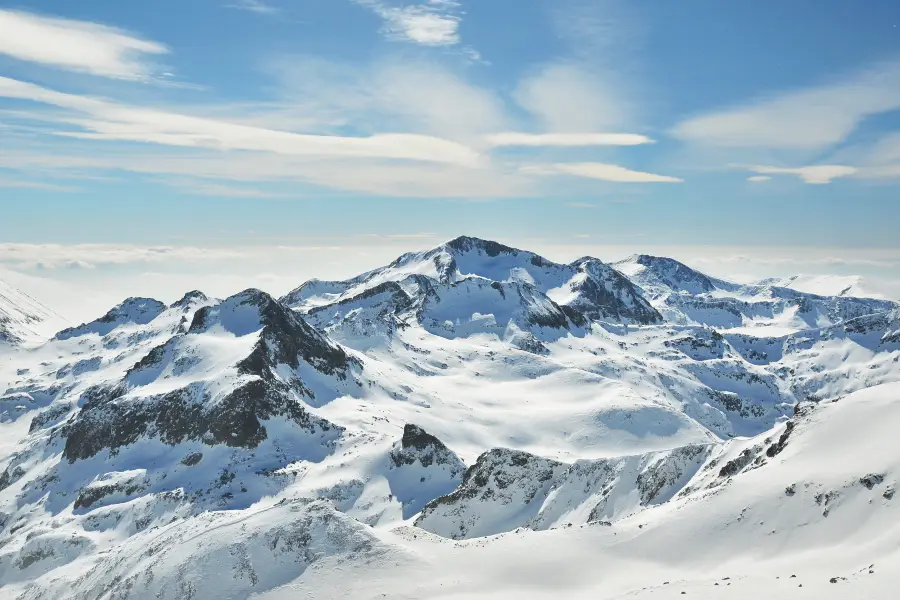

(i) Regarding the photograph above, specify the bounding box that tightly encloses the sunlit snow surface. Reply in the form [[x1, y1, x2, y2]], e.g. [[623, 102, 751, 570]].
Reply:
[[2, 238, 899, 599]]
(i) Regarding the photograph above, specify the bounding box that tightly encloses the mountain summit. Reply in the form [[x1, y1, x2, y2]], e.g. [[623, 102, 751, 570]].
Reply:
[[283, 236, 662, 341]]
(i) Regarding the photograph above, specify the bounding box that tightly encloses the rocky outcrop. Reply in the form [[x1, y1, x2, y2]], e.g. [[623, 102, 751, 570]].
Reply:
[[59, 289, 355, 463], [415, 444, 713, 540], [62, 379, 342, 462], [390, 424, 465, 475]]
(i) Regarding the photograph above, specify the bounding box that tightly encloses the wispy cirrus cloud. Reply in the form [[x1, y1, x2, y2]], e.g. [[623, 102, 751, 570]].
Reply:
[[485, 132, 652, 148], [355, 0, 462, 47], [0, 6, 668, 200], [523, 162, 682, 183], [225, 0, 280, 15], [0, 76, 482, 166], [514, 63, 630, 133], [745, 164, 858, 185], [0, 177, 79, 192], [0, 9, 168, 80], [673, 61, 900, 150]]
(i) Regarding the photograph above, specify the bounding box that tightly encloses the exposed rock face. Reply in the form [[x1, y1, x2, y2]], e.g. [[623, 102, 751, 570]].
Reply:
[[765, 421, 795, 458], [60, 289, 354, 463], [386, 424, 466, 518], [415, 444, 714, 540], [390, 424, 465, 473], [415, 449, 565, 539], [190, 289, 356, 377], [568, 259, 663, 324], [62, 379, 341, 462]]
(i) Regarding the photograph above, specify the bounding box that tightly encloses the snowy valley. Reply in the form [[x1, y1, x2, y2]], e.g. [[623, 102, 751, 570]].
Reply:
[[1, 236, 899, 599]]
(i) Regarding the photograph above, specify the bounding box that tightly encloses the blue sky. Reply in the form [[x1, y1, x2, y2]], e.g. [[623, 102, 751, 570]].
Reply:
[[1, 0, 900, 315]]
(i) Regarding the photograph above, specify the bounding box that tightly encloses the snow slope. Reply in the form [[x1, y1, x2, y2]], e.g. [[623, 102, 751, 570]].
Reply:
[[760, 273, 899, 300], [7, 382, 900, 599], [0, 279, 68, 346], [1, 236, 899, 598], [617, 254, 896, 334]]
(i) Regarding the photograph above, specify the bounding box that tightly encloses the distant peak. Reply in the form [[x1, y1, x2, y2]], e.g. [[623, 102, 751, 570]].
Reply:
[[116, 296, 165, 308], [634, 254, 672, 266], [101, 297, 167, 321], [171, 290, 208, 308], [570, 256, 604, 268], [232, 288, 274, 304], [443, 236, 520, 257]]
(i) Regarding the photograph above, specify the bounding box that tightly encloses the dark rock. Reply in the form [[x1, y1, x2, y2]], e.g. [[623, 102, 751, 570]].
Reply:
[[74, 478, 147, 510], [62, 378, 341, 462], [400, 424, 442, 452], [566, 259, 662, 324], [29, 402, 73, 433], [181, 452, 203, 466], [859, 474, 885, 490], [719, 449, 756, 478], [445, 236, 519, 258], [765, 421, 795, 458]]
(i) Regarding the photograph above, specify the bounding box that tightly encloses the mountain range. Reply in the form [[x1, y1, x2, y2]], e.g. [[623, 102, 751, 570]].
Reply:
[[1, 236, 899, 599]]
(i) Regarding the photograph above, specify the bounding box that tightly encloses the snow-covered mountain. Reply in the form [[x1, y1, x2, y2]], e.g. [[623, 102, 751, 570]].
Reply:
[[617, 254, 896, 335], [0, 279, 68, 346], [759, 273, 900, 301], [2, 236, 899, 599]]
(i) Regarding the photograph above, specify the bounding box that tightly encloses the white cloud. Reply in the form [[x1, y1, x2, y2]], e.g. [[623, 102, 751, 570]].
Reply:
[[366, 62, 508, 138], [485, 132, 652, 148], [0, 243, 246, 271], [672, 61, 900, 150], [857, 164, 900, 180], [0, 148, 532, 198], [524, 162, 682, 183], [226, 0, 280, 15], [0, 177, 79, 192], [0, 9, 167, 80], [0, 76, 482, 166], [514, 63, 628, 132], [159, 178, 286, 198], [240, 57, 509, 140], [747, 175, 771, 182], [747, 164, 858, 185], [356, 0, 461, 46], [864, 132, 900, 165]]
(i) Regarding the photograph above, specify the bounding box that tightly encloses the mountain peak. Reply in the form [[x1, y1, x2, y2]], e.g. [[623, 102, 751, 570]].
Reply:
[[442, 235, 522, 257], [56, 297, 167, 340], [616, 254, 719, 296], [170, 290, 208, 309]]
